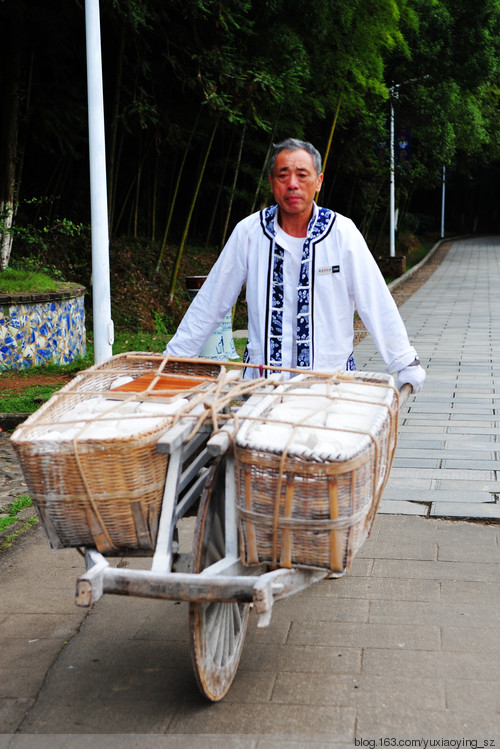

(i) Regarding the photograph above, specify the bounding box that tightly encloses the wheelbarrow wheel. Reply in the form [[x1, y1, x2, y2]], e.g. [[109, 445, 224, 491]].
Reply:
[[188, 456, 249, 701]]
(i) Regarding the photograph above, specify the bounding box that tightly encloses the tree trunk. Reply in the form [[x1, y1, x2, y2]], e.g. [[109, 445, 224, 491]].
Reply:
[[114, 170, 136, 235], [358, 176, 384, 237], [168, 113, 220, 301], [108, 26, 125, 234], [133, 139, 143, 238], [205, 129, 234, 247], [315, 90, 342, 203], [221, 122, 246, 248], [0, 18, 22, 269], [250, 106, 281, 214], [0, 203, 14, 271], [13, 47, 34, 212], [155, 107, 202, 273], [151, 147, 161, 243]]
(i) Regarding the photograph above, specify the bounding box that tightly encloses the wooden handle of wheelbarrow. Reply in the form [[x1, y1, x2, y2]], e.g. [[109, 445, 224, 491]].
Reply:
[[398, 383, 413, 409]]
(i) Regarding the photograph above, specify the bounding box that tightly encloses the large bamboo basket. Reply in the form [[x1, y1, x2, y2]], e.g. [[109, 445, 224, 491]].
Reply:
[[10, 353, 223, 553], [234, 372, 399, 575]]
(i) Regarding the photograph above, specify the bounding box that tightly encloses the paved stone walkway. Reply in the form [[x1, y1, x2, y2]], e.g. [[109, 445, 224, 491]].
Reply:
[[355, 235, 500, 519], [0, 236, 499, 742], [2, 236, 499, 534], [0, 433, 27, 507], [0, 432, 35, 547]]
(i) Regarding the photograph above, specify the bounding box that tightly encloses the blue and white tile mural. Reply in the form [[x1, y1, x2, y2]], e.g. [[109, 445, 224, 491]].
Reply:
[[0, 290, 86, 370]]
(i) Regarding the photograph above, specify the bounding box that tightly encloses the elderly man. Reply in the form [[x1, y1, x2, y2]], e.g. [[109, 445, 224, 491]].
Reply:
[[165, 137, 425, 392]]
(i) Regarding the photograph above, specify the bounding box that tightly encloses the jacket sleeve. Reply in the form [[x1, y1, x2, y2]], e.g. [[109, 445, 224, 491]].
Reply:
[[342, 219, 417, 372], [165, 222, 249, 357]]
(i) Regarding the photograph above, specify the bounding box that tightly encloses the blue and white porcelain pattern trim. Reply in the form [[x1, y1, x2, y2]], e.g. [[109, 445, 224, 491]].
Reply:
[[0, 293, 86, 370], [263, 204, 335, 372]]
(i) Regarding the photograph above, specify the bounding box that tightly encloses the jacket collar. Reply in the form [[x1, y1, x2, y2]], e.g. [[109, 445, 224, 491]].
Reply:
[[262, 203, 334, 242]]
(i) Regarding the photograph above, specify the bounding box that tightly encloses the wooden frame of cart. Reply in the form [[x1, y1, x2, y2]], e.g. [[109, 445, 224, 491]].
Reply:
[[11, 354, 408, 702], [76, 400, 329, 701]]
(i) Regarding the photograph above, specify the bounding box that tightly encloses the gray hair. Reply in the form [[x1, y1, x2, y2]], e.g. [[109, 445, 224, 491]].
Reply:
[[269, 138, 322, 176]]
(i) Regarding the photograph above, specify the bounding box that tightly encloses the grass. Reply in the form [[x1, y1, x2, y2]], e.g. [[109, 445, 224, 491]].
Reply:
[[0, 495, 33, 533], [406, 243, 435, 269], [0, 384, 62, 413], [0, 268, 73, 294], [0, 517, 38, 550]]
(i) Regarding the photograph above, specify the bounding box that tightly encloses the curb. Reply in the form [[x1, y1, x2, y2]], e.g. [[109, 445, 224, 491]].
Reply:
[[388, 233, 472, 293], [387, 236, 445, 292], [0, 413, 29, 431]]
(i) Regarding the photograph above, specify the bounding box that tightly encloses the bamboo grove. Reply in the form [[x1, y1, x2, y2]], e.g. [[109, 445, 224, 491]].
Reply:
[[1, 0, 500, 290]]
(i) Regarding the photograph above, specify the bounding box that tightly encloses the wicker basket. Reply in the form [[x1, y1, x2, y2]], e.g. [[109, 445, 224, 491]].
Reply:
[[10, 353, 223, 553], [234, 372, 399, 575]]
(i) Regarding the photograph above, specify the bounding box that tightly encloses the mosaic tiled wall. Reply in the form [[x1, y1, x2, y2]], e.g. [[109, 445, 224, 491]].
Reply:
[[0, 287, 86, 370]]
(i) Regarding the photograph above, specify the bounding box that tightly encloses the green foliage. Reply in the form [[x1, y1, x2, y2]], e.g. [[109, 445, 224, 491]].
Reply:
[[387, 0, 500, 186], [2, 198, 90, 289], [2, 0, 500, 277], [6, 495, 32, 516], [0, 517, 18, 534], [0, 496, 33, 534], [0, 517, 38, 549], [0, 267, 64, 294], [152, 309, 176, 336], [112, 329, 165, 353], [8, 255, 67, 283], [112, 0, 154, 29], [0, 384, 63, 413], [7, 198, 89, 254]]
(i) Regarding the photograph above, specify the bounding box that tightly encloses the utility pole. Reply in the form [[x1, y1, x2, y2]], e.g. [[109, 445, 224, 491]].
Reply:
[[85, 0, 114, 363], [389, 88, 397, 258], [389, 76, 428, 258], [440, 165, 446, 238]]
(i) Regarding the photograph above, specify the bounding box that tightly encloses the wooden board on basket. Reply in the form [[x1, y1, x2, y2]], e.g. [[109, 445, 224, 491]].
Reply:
[[109, 371, 216, 398]]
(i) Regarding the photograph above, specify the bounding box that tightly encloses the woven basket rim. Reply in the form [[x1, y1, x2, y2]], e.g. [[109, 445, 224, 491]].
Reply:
[[11, 352, 223, 446], [234, 372, 397, 464]]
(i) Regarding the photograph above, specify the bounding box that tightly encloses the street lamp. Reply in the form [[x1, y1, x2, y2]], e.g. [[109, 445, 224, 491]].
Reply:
[[85, 0, 114, 363], [389, 86, 397, 258], [441, 165, 446, 238], [389, 76, 429, 258]]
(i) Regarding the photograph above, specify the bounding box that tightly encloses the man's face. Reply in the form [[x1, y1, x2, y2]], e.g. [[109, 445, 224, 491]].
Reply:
[[269, 149, 323, 219]]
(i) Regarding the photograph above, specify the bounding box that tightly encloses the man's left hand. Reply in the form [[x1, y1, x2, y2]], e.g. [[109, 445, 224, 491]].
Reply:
[[397, 363, 426, 393]]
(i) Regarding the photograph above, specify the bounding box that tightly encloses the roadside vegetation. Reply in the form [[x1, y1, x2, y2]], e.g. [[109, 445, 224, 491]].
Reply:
[[0, 268, 77, 295], [0, 495, 33, 534], [0, 495, 37, 551], [2, 0, 500, 280]]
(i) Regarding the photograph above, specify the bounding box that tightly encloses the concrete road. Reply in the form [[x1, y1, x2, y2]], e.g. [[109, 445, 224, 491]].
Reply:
[[1, 512, 499, 744]]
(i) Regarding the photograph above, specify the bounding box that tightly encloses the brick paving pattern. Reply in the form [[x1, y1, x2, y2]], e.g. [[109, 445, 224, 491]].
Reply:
[[0, 236, 499, 743]]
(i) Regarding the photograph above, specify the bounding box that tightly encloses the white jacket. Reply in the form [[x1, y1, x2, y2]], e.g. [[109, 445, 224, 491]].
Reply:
[[166, 205, 417, 377]]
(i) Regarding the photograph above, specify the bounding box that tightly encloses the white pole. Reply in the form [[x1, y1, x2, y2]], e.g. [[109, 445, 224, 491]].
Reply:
[[85, 0, 114, 363], [440, 164, 446, 238], [389, 95, 396, 258]]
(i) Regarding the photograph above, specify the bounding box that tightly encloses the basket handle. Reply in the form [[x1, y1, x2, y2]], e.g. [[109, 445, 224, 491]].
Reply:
[[398, 383, 413, 410]]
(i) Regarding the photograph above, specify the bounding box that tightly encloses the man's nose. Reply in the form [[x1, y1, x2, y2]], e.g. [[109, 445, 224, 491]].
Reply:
[[287, 173, 299, 189]]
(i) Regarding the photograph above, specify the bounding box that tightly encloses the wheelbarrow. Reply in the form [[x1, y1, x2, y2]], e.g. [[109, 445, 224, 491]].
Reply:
[[11, 353, 411, 701]]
